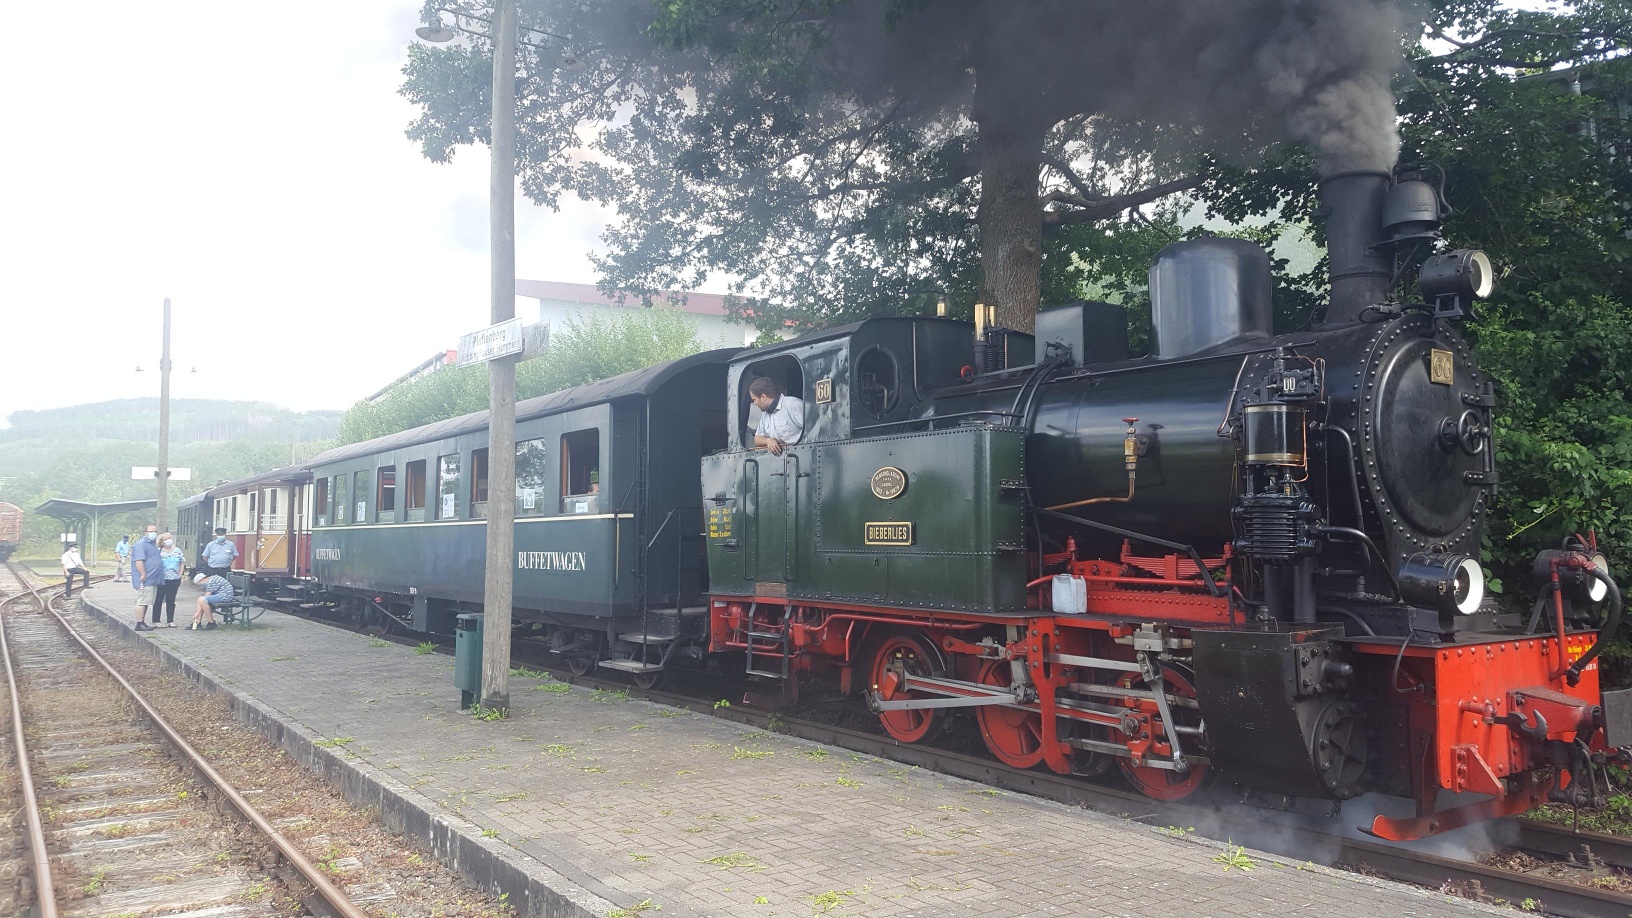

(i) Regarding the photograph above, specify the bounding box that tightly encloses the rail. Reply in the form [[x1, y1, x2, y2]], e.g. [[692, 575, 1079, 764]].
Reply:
[[0, 568, 59, 918], [0, 563, 367, 918]]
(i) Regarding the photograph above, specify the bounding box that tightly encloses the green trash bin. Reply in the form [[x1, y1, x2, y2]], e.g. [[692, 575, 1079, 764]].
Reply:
[[455, 612, 484, 709]]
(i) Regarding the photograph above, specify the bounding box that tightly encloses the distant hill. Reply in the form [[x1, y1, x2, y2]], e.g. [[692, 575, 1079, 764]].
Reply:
[[0, 399, 340, 557], [3, 399, 341, 450]]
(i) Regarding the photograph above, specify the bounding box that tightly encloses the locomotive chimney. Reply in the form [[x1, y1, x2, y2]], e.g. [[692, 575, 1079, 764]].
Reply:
[[1318, 170, 1392, 327]]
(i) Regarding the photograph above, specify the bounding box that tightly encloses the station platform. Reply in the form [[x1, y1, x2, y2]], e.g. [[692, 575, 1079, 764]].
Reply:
[[75, 580, 1494, 917]]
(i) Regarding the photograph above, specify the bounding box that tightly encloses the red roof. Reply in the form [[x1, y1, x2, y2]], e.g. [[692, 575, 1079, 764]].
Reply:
[[515, 280, 731, 317]]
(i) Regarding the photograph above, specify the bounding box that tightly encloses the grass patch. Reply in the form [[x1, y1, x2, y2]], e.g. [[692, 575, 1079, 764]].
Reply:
[[699, 851, 765, 871], [414, 641, 436, 655], [367, 637, 390, 648], [590, 688, 631, 704], [731, 747, 773, 760], [314, 736, 355, 749], [1214, 843, 1256, 871], [607, 898, 659, 917], [510, 664, 550, 678], [806, 890, 854, 913]]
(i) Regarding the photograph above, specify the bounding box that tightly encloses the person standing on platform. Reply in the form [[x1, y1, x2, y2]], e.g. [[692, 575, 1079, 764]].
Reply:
[[131, 525, 162, 632], [155, 534, 186, 628], [114, 535, 131, 582], [60, 543, 89, 599], [201, 527, 237, 578]]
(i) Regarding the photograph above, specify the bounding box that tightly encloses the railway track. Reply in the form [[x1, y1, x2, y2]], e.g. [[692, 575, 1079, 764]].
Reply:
[[0, 564, 367, 917], [267, 596, 1632, 917]]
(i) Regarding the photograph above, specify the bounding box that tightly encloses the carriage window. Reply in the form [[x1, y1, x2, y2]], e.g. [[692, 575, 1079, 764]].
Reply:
[[560, 429, 599, 514], [246, 492, 256, 532], [352, 470, 369, 524], [856, 346, 900, 419], [470, 448, 489, 518], [516, 438, 549, 517], [376, 465, 397, 521], [313, 473, 329, 525], [334, 475, 348, 524], [437, 454, 460, 520], [404, 459, 427, 522]]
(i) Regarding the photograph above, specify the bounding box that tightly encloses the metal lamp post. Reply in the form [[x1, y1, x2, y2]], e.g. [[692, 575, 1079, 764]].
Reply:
[[157, 297, 174, 533]]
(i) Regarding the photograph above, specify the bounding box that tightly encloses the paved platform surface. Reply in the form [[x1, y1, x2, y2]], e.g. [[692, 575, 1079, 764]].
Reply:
[[79, 580, 1493, 917]]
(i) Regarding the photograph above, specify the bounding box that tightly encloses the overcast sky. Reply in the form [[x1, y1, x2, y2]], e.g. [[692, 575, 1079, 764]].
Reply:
[[0, 1, 612, 425]]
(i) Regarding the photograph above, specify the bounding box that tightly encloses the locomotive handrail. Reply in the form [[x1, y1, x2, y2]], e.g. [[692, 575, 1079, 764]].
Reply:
[[852, 409, 1023, 434], [1032, 506, 1228, 598]]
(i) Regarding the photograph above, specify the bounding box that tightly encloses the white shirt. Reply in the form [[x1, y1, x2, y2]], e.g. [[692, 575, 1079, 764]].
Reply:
[[61, 548, 83, 570], [755, 395, 805, 445]]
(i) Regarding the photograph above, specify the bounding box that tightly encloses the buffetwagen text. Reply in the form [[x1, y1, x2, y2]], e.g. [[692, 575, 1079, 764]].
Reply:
[[516, 551, 588, 571]]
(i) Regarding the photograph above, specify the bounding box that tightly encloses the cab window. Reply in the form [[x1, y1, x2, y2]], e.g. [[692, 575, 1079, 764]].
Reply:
[[739, 354, 803, 449]]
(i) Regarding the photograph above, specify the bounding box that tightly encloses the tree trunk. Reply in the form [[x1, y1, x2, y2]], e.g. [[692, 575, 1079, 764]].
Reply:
[[974, 112, 1046, 333]]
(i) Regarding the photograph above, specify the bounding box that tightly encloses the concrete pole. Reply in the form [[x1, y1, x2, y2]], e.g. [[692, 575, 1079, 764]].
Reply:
[[481, 0, 518, 713], [157, 298, 173, 533]]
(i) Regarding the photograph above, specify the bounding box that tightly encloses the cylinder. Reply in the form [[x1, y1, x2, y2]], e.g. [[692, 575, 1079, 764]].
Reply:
[[1318, 171, 1391, 327], [1242, 404, 1306, 466], [1148, 238, 1272, 359]]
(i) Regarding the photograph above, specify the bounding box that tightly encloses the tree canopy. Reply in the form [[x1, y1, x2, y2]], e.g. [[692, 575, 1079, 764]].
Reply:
[[337, 306, 707, 443], [405, 0, 1418, 332], [402, 0, 1632, 602]]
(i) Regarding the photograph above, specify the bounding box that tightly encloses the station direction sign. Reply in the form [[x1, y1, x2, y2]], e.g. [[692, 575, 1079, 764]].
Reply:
[[457, 318, 524, 366], [132, 467, 192, 481]]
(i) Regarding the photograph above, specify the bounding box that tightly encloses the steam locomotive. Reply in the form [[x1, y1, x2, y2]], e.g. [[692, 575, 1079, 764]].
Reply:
[[200, 165, 1627, 842]]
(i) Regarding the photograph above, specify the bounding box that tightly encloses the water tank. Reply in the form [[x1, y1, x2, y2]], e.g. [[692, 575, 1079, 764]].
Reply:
[[1148, 238, 1273, 359]]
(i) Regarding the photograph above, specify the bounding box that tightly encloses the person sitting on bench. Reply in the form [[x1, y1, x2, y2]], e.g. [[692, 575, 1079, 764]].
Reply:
[[190, 571, 233, 630]]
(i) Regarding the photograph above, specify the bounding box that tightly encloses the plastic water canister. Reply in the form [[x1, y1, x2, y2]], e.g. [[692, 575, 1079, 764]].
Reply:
[[1051, 574, 1088, 615]]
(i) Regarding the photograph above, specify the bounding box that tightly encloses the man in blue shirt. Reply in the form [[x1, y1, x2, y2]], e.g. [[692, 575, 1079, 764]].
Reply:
[[191, 571, 232, 630], [114, 535, 131, 582], [201, 528, 238, 578], [131, 525, 163, 632]]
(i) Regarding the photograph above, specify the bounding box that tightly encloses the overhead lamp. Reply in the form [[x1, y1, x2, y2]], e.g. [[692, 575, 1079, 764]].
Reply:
[[1418, 249, 1494, 319], [415, 23, 457, 43]]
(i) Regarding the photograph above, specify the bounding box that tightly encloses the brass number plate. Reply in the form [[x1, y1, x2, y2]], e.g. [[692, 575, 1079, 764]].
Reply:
[[815, 378, 834, 403], [864, 522, 914, 546], [1430, 348, 1454, 386]]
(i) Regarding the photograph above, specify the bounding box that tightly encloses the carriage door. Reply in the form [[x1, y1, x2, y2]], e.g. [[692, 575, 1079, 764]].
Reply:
[[258, 487, 291, 573], [745, 454, 790, 585]]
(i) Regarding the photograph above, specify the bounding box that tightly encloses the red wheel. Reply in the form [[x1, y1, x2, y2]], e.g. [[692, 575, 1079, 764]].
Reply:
[[975, 659, 1044, 769], [868, 633, 945, 744], [1116, 665, 1210, 801]]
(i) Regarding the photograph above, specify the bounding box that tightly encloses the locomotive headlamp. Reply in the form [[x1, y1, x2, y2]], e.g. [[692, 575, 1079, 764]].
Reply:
[[1417, 249, 1494, 318], [1589, 554, 1612, 603], [1532, 549, 1613, 603], [1399, 552, 1485, 615]]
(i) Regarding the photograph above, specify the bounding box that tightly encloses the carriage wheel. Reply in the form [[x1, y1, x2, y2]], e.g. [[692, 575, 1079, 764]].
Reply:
[[1116, 664, 1210, 801], [566, 656, 593, 677], [974, 659, 1045, 769], [868, 633, 945, 744], [631, 668, 666, 691]]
